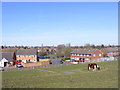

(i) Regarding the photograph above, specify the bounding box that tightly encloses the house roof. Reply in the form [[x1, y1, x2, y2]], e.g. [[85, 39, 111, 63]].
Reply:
[[101, 47, 118, 53], [1, 52, 15, 62], [16, 49, 37, 55], [71, 49, 99, 54], [1, 58, 8, 62]]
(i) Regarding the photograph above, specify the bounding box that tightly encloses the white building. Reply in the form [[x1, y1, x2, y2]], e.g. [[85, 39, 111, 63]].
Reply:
[[1, 52, 15, 67], [0, 58, 8, 67]]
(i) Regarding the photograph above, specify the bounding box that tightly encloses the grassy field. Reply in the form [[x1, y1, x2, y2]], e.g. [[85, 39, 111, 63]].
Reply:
[[2, 60, 118, 88]]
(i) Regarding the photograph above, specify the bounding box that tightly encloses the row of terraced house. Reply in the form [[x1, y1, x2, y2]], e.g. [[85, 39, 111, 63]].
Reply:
[[70, 47, 120, 62], [0, 47, 120, 67]]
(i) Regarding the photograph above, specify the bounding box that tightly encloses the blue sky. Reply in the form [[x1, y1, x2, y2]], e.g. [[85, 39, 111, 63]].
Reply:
[[2, 2, 118, 46]]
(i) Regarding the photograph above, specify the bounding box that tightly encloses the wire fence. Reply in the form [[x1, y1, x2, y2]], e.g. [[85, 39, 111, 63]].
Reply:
[[85, 57, 118, 63]]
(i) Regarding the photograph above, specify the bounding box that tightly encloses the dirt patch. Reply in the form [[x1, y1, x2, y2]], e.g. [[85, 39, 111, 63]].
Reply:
[[64, 71, 75, 74]]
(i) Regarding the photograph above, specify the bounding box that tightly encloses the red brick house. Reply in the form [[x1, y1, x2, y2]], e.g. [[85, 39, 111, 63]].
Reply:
[[101, 47, 119, 57], [70, 49, 103, 62], [16, 49, 38, 63]]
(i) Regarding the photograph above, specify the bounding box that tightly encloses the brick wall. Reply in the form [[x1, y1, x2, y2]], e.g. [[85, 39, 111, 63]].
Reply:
[[39, 59, 50, 62], [21, 61, 49, 67]]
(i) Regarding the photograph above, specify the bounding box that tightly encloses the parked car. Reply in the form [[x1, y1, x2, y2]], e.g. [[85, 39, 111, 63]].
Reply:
[[0, 67, 5, 71], [16, 63, 23, 68], [72, 62, 79, 64], [60, 60, 63, 64], [70, 59, 75, 62], [49, 60, 52, 64]]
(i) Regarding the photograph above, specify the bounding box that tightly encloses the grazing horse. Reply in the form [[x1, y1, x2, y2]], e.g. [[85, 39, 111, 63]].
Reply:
[[88, 63, 100, 71]]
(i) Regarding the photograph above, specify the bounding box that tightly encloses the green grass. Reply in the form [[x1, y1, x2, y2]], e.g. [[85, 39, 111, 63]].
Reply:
[[2, 60, 118, 88]]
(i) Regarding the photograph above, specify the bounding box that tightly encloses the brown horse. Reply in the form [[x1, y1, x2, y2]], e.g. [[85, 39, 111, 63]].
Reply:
[[88, 63, 100, 71]]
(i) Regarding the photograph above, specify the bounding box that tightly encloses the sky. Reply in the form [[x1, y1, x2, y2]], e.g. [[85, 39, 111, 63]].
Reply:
[[2, 2, 118, 46]]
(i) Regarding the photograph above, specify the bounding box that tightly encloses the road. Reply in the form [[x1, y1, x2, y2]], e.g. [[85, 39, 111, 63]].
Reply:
[[4, 60, 72, 71]]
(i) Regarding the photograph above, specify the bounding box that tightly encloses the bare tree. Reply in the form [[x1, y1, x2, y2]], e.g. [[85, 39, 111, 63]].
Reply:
[[56, 44, 72, 57]]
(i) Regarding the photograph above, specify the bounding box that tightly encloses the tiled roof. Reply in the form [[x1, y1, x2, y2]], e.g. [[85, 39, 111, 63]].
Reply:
[[71, 49, 99, 54], [101, 47, 118, 52], [1, 52, 15, 62], [16, 49, 37, 55]]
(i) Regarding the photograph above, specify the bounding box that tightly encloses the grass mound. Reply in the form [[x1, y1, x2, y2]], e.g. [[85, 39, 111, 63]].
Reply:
[[2, 60, 118, 88]]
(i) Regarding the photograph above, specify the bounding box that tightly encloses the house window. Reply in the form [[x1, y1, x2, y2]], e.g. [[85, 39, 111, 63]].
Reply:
[[23, 60, 27, 63], [75, 57, 78, 60], [80, 58, 83, 60], [28, 59, 30, 62], [93, 54, 96, 57], [85, 58, 89, 60], [34, 60, 36, 62], [87, 54, 89, 57]]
